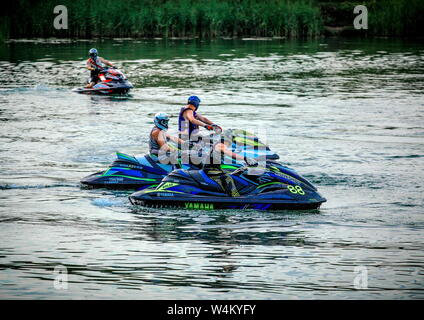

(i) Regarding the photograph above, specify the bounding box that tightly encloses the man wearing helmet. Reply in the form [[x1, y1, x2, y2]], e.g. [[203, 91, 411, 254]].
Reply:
[[85, 48, 115, 88], [150, 113, 184, 163], [178, 96, 222, 140]]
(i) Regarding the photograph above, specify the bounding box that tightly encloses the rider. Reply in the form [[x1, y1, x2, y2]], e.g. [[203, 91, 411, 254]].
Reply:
[[178, 96, 222, 141], [202, 130, 258, 197], [85, 48, 115, 88], [149, 112, 184, 163]]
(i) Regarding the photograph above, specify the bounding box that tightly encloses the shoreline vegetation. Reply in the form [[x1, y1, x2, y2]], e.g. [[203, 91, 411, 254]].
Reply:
[[1, 0, 423, 41]]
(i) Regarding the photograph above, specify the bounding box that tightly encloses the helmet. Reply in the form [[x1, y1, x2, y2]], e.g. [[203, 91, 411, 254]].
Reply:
[[187, 95, 201, 110], [89, 48, 98, 59], [154, 112, 169, 131]]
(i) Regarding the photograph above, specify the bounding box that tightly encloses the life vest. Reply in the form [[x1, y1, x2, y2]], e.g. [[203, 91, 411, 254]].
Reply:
[[87, 57, 105, 70], [149, 126, 163, 155], [178, 106, 199, 138]]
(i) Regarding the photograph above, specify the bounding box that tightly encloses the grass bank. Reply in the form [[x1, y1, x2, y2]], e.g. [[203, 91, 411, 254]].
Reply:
[[4, 0, 322, 39], [2, 0, 423, 39]]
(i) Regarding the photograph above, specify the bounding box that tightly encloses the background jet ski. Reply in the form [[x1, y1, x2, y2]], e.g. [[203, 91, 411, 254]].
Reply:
[[81, 129, 280, 190], [128, 166, 326, 211], [72, 67, 133, 94]]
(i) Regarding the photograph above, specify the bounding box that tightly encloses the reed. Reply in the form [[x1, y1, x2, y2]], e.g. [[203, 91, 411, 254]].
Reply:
[[5, 0, 323, 39], [3, 0, 423, 39], [367, 0, 424, 37]]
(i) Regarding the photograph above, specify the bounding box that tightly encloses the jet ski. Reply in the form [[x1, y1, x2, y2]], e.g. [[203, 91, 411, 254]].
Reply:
[[80, 129, 280, 190], [128, 166, 326, 211], [72, 67, 133, 94], [81, 152, 197, 190]]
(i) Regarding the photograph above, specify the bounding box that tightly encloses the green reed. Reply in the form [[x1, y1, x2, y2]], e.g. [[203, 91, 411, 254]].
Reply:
[[4, 0, 322, 38], [367, 0, 424, 37], [2, 0, 423, 39]]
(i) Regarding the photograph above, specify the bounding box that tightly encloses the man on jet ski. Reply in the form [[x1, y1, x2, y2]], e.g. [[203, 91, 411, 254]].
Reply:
[[201, 131, 258, 197], [150, 112, 184, 162], [178, 96, 222, 141], [85, 48, 115, 88]]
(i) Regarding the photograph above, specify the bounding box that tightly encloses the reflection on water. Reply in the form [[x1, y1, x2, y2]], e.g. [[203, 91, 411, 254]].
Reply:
[[0, 38, 423, 299]]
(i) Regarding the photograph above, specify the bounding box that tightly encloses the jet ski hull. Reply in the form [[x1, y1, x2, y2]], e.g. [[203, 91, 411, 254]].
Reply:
[[128, 166, 326, 211], [129, 192, 326, 211], [72, 81, 133, 95], [80, 171, 159, 189], [80, 153, 176, 190], [73, 68, 133, 95]]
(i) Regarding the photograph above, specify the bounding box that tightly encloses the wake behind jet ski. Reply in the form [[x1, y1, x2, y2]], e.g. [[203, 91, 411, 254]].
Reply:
[[128, 166, 326, 211]]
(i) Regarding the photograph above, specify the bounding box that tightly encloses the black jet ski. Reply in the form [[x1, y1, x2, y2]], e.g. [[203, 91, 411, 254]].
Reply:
[[128, 166, 326, 211], [81, 129, 279, 190], [72, 67, 133, 94]]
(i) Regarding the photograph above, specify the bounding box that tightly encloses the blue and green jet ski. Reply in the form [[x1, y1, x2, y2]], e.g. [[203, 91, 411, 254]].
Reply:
[[128, 166, 326, 211], [81, 152, 198, 189], [80, 129, 280, 190]]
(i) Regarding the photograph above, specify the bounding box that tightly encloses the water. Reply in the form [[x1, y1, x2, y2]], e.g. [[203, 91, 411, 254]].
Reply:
[[0, 38, 423, 299]]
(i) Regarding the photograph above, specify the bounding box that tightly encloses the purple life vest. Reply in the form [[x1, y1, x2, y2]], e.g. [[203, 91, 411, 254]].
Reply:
[[178, 106, 199, 138]]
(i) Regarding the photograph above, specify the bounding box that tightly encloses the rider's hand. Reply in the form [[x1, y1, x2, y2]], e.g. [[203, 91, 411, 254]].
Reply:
[[205, 125, 214, 131], [244, 157, 258, 167]]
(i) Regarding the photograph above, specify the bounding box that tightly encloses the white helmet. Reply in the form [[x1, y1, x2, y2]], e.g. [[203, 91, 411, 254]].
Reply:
[[154, 112, 169, 130]]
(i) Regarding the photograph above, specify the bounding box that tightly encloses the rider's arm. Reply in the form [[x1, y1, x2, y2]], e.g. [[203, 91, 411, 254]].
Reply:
[[166, 133, 184, 145], [156, 130, 172, 152], [196, 113, 214, 125], [86, 60, 95, 71], [184, 109, 210, 128], [100, 57, 114, 67], [215, 143, 244, 161]]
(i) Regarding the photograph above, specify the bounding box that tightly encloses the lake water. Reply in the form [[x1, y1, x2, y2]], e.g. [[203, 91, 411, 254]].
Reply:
[[0, 38, 423, 299]]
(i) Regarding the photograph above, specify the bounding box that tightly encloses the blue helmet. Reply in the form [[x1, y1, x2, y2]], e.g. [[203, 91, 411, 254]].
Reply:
[[187, 95, 201, 110], [89, 48, 98, 59], [154, 112, 169, 131]]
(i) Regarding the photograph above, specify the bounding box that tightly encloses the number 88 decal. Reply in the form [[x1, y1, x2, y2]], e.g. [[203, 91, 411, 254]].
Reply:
[[287, 185, 305, 195]]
